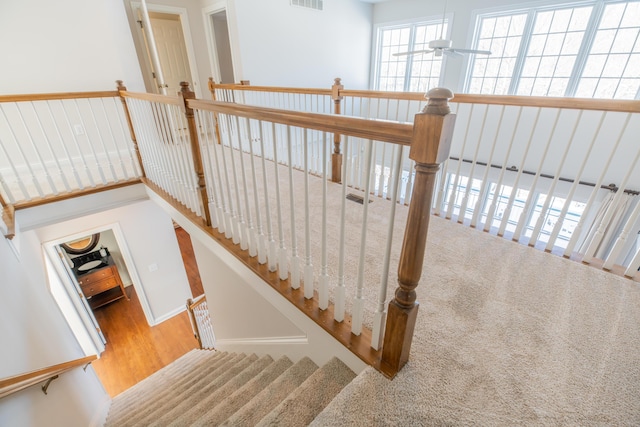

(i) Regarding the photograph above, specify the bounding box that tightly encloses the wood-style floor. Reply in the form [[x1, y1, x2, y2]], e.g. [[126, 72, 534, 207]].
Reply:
[[91, 227, 204, 397]]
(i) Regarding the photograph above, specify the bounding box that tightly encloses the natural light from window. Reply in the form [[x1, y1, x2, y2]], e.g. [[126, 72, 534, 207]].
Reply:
[[467, 0, 640, 99]]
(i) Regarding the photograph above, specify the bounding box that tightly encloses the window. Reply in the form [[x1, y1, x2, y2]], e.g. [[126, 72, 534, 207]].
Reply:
[[467, 0, 640, 99], [374, 19, 448, 92]]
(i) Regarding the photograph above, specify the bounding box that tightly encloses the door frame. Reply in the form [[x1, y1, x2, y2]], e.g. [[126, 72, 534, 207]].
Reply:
[[203, 1, 242, 85], [43, 222, 153, 356], [130, 2, 202, 97]]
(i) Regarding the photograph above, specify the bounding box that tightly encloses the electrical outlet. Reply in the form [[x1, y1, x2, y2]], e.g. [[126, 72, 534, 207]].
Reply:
[[73, 124, 85, 135]]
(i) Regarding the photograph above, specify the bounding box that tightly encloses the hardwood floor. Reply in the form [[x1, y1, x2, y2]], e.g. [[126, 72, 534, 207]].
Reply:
[[91, 227, 204, 397]]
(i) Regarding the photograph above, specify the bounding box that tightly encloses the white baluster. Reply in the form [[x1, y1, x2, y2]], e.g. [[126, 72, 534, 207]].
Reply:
[[286, 126, 301, 289], [458, 105, 490, 224], [318, 132, 329, 310], [446, 104, 474, 219], [470, 105, 506, 228], [545, 112, 607, 252], [86, 99, 118, 182], [45, 100, 85, 189], [100, 98, 130, 181], [73, 100, 107, 185], [530, 111, 583, 248], [352, 139, 374, 336], [112, 98, 141, 178], [259, 122, 277, 271], [334, 136, 350, 323], [30, 102, 72, 192], [0, 140, 29, 201], [195, 110, 219, 230], [271, 123, 289, 280], [624, 247, 640, 277], [584, 145, 640, 260], [512, 110, 562, 242], [603, 199, 640, 270], [303, 129, 314, 299], [372, 144, 403, 350], [217, 113, 240, 241], [245, 118, 267, 263], [564, 113, 632, 257], [0, 105, 45, 198], [235, 116, 256, 255]]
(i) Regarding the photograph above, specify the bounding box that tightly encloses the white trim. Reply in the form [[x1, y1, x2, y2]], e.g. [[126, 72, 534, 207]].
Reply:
[[152, 303, 186, 325], [131, 2, 202, 97], [88, 392, 111, 427], [215, 335, 309, 346], [202, 1, 242, 84], [43, 221, 155, 354]]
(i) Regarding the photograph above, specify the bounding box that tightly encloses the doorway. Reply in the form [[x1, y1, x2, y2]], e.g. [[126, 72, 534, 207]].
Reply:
[[44, 222, 152, 356], [209, 10, 235, 84], [133, 4, 201, 96]]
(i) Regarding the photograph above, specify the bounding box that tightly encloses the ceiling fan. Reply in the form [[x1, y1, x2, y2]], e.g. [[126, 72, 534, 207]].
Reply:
[[393, 2, 491, 58]]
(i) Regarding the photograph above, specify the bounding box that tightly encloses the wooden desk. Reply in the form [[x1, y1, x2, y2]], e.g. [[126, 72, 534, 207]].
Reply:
[[78, 261, 128, 310]]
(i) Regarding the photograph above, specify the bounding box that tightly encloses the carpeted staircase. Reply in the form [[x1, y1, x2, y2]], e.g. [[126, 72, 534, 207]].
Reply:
[[104, 349, 356, 426]]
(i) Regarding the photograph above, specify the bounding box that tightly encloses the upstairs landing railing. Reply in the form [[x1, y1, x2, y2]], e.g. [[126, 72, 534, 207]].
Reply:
[[210, 80, 640, 280], [120, 81, 455, 377]]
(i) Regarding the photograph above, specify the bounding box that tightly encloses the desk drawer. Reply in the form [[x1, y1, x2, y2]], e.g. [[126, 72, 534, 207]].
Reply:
[[81, 277, 118, 298]]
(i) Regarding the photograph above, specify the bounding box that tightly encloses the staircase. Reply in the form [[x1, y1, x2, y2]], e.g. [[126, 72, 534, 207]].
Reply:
[[104, 349, 356, 426]]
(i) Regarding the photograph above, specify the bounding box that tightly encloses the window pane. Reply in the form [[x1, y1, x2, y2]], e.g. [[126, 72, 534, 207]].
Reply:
[[467, 13, 527, 94], [576, 1, 640, 99], [517, 6, 591, 96]]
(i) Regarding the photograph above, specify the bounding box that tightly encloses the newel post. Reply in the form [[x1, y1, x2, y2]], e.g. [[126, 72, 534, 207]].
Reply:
[[380, 88, 456, 378], [331, 77, 344, 183], [179, 81, 212, 227], [116, 80, 146, 178]]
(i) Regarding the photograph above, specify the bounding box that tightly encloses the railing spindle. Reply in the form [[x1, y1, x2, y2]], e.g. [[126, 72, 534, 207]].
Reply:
[[334, 136, 351, 323], [271, 123, 289, 280], [235, 116, 256, 255], [303, 129, 314, 299], [319, 132, 329, 309], [258, 121, 277, 271], [286, 126, 301, 289]]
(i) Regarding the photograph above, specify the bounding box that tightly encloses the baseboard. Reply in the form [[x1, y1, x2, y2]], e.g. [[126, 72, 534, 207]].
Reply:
[[152, 304, 186, 325], [89, 394, 111, 427]]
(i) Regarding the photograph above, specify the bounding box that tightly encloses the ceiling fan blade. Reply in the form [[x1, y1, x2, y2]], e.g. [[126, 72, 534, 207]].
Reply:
[[443, 49, 464, 58], [392, 49, 435, 57], [449, 48, 492, 55]]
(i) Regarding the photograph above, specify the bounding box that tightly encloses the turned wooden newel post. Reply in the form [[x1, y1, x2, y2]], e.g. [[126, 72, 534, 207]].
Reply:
[[179, 81, 212, 227], [331, 77, 344, 183], [116, 80, 146, 178], [380, 88, 456, 378]]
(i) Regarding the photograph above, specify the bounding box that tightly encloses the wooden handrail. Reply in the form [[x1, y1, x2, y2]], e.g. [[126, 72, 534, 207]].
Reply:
[[0, 355, 97, 399], [0, 91, 119, 103], [187, 294, 207, 311], [187, 99, 414, 145], [209, 80, 640, 114], [209, 83, 332, 96], [117, 90, 182, 106]]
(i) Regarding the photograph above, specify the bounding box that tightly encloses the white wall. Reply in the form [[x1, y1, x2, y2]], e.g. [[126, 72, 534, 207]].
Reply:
[[17, 187, 192, 324], [0, 229, 109, 427], [0, 0, 145, 94], [225, 0, 373, 88], [147, 187, 367, 373]]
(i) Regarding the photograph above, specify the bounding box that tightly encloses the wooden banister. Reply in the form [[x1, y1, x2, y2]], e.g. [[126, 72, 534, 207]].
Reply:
[[0, 355, 97, 399], [0, 91, 119, 103], [0, 193, 15, 239], [186, 295, 207, 348], [380, 88, 456, 378], [179, 82, 212, 227], [331, 78, 344, 183], [116, 80, 146, 179]]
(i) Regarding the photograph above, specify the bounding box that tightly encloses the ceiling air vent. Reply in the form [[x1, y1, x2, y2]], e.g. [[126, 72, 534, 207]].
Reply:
[[291, 0, 323, 11]]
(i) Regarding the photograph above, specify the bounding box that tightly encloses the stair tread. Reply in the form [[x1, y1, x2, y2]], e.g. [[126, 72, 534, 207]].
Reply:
[[108, 351, 240, 427], [149, 353, 264, 426], [220, 357, 319, 427], [256, 357, 356, 427], [192, 356, 294, 426], [106, 349, 222, 424], [123, 352, 249, 427]]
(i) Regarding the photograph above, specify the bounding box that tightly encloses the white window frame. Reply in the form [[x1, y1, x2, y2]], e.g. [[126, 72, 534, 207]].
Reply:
[[371, 14, 453, 92], [464, 0, 640, 99]]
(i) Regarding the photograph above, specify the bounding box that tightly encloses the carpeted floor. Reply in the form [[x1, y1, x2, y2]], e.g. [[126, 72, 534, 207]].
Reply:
[[312, 214, 640, 426]]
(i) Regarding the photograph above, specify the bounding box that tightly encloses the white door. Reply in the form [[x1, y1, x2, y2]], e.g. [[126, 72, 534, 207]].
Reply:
[[54, 245, 107, 346], [148, 12, 193, 96]]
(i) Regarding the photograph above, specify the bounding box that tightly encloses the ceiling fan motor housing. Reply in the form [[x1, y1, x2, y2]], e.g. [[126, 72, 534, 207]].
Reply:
[[429, 39, 452, 49]]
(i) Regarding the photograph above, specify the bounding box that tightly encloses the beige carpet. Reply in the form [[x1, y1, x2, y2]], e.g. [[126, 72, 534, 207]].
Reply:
[[312, 215, 640, 426]]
